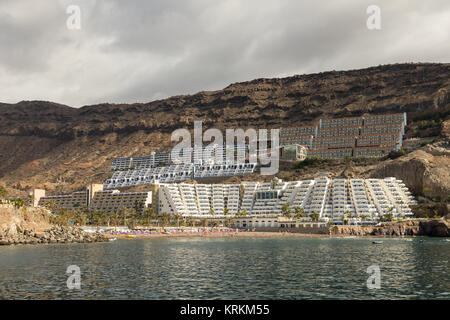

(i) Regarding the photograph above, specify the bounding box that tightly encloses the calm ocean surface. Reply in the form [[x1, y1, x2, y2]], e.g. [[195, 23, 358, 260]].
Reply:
[[0, 237, 449, 299]]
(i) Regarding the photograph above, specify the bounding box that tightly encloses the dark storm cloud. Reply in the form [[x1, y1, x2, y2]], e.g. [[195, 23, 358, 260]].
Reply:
[[0, 0, 449, 107]]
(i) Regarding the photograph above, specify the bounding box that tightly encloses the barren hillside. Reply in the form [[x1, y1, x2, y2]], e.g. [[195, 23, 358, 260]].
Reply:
[[0, 63, 449, 199]]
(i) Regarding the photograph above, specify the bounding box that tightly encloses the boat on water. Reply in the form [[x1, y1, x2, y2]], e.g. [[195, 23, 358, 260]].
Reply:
[[372, 240, 383, 244]]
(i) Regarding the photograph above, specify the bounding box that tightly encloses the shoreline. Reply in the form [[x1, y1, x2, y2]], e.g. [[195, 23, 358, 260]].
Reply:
[[110, 231, 328, 239], [105, 231, 439, 240], [99, 219, 450, 240]]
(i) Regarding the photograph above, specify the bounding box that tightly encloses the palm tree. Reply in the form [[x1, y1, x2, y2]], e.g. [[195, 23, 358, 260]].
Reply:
[[134, 200, 145, 215], [161, 213, 170, 227], [185, 216, 194, 227], [281, 203, 292, 218], [237, 209, 247, 217], [144, 207, 154, 226], [111, 211, 120, 229], [118, 207, 130, 226], [45, 200, 57, 213], [127, 208, 139, 228], [309, 212, 320, 222], [106, 211, 114, 227], [78, 210, 88, 226], [88, 210, 97, 225], [223, 208, 229, 216], [353, 212, 360, 225], [345, 209, 352, 220], [174, 213, 183, 227], [95, 210, 106, 226], [294, 207, 305, 219], [53, 207, 71, 226], [211, 220, 219, 227], [381, 207, 394, 222]]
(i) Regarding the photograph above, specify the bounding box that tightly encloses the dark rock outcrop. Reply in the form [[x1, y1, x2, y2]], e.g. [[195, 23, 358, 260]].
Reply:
[[419, 219, 450, 237], [0, 225, 108, 245], [371, 143, 450, 200], [330, 219, 450, 237], [0, 205, 108, 246]]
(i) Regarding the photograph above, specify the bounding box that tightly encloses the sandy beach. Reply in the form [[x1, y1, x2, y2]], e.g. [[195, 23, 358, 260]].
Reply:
[[108, 231, 332, 239], [104, 229, 429, 240]]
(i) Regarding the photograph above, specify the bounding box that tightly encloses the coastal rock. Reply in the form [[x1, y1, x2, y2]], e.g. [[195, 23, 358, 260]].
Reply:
[[0, 205, 108, 246], [330, 219, 449, 237], [371, 144, 450, 200], [419, 219, 450, 237]]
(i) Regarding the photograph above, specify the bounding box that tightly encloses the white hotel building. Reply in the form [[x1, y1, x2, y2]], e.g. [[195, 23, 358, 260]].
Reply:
[[156, 175, 417, 223]]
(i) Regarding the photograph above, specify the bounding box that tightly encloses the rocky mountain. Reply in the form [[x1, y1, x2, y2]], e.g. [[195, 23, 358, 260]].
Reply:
[[0, 63, 449, 200], [0, 204, 107, 245]]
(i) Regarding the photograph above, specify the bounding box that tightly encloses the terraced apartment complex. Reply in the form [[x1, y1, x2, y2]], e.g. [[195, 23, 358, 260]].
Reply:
[[280, 113, 406, 159], [104, 113, 408, 188], [104, 163, 256, 189], [156, 174, 417, 224], [110, 144, 247, 170], [35, 174, 417, 225], [105, 144, 256, 188], [111, 152, 171, 170]]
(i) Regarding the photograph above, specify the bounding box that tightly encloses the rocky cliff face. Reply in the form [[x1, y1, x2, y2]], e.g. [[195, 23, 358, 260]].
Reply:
[[0, 63, 449, 196], [370, 142, 450, 200], [0, 205, 108, 245], [330, 219, 450, 237]]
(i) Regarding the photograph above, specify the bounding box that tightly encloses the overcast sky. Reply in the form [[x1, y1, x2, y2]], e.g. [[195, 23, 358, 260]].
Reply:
[[0, 0, 449, 107]]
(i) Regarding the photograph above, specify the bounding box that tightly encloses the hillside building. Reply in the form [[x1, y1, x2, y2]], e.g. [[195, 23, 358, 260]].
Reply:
[[38, 184, 152, 214], [280, 144, 308, 162], [106, 112, 408, 188], [103, 162, 256, 189], [155, 175, 416, 224], [280, 112, 407, 159]]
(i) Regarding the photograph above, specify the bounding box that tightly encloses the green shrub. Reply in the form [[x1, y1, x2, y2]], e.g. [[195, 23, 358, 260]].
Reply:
[[295, 157, 328, 170], [383, 149, 406, 160]]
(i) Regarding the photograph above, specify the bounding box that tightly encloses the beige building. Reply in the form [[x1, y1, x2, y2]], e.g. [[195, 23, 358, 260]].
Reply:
[[280, 144, 308, 162], [37, 184, 152, 214], [280, 112, 407, 159], [31, 189, 46, 207], [38, 190, 88, 209], [90, 190, 152, 214]]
